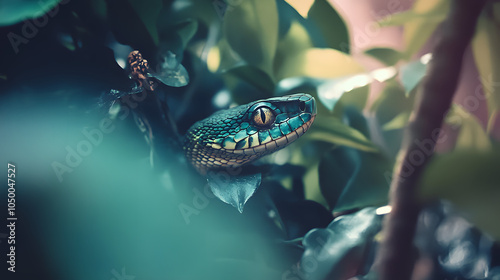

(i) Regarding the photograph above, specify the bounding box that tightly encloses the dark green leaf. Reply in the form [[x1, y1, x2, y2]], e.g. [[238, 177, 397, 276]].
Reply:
[[319, 147, 391, 211]]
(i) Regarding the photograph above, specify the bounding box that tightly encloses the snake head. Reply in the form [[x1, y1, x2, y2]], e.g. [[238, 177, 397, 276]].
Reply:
[[184, 93, 317, 174]]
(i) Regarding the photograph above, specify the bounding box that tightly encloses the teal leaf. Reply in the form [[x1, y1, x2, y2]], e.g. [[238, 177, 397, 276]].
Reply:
[[207, 172, 262, 213], [399, 58, 428, 95], [0, 0, 61, 26], [150, 51, 189, 87], [319, 147, 391, 211], [298, 208, 383, 279]]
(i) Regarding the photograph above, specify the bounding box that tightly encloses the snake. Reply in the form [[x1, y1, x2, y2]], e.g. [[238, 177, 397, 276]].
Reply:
[[114, 51, 317, 175], [183, 93, 317, 174]]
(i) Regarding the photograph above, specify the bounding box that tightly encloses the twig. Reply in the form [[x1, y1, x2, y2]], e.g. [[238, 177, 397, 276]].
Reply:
[[373, 1, 487, 279]]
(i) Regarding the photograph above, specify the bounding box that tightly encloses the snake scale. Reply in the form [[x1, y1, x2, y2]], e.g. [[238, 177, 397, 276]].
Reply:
[[119, 51, 317, 174]]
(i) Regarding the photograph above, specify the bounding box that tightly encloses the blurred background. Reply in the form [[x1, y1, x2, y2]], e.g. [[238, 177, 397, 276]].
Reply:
[[1, 0, 500, 279]]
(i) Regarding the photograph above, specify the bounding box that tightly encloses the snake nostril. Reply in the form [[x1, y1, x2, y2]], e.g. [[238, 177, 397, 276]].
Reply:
[[299, 101, 306, 112]]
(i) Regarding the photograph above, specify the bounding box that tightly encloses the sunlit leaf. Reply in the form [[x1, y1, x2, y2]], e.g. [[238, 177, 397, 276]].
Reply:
[[445, 105, 491, 150], [276, 48, 365, 81], [365, 47, 402, 66], [307, 0, 350, 53], [307, 116, 378, 152], [0, 0, 61, 26], [420, 148, 500, 241], [472, 10, 500, 116], [223, 0, 278, 78], [319, 147, 390, 211], [317, 75, 371, 111], [298, 208, 382, 279], [285, 0, 314, 18]]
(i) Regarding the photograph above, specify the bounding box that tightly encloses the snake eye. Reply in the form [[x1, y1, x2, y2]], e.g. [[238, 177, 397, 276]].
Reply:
[[252, 107, 276, 128]]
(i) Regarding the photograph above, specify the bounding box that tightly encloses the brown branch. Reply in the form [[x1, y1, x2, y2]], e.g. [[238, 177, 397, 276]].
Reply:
[[373, 1, 487, 279]]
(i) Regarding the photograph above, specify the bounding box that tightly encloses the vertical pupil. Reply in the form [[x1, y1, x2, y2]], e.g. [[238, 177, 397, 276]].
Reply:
[[260, 109, 266, 123]]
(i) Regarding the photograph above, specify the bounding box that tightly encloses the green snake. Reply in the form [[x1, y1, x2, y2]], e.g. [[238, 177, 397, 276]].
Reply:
[[184, 93, 317, 174]]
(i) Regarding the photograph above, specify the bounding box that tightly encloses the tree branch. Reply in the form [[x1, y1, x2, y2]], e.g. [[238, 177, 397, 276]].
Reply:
[[374, 1, 487, 279]]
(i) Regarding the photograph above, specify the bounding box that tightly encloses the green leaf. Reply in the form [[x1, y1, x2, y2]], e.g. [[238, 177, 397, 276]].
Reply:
[[225, 65, 275, 95], [379, 0, 449, 58], [319, 147, 391, 212], [0, 0, 61, 26], [307, 116, 378, 152], [223, 0, 278, 78], [420, 147, 500, 241], [365, 47, 402, 66], [317, 74, 371, 111], [472, 9, 500, 116], [445, 105, 492, 150], [274, 20, 313, 78], [370, 79, 412, 125], [276, 48, 365, 81], [307, 0, 350, 53], [382, 111, 411, 131]]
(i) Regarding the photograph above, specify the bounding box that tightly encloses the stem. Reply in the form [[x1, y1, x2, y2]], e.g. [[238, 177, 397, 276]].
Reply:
[[374, 1, 487, 279]]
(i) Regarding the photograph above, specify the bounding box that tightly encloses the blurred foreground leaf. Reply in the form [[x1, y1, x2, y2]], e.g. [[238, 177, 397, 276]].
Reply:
[[0, 0, 61, 26]]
